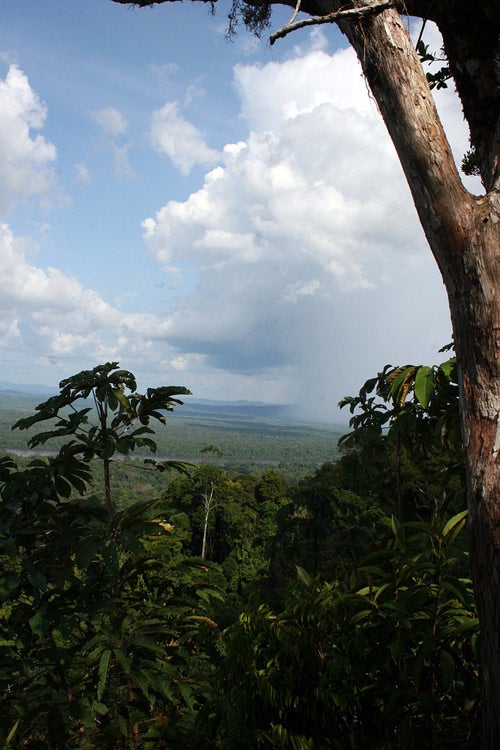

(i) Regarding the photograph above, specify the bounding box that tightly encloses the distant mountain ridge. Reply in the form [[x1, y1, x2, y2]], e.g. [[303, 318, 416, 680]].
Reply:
[[0, 381, 291, 418], [0, 382, 56, 396], [0, 382, 344, 426], [178, 399, 294, 420]]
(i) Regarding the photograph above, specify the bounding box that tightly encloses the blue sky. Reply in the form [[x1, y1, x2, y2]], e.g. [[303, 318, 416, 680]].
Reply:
[[0, 1, 477, 420]]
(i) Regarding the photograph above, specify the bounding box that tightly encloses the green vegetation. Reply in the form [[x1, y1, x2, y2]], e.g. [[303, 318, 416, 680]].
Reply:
[[0, 392, 344, 483], [0, 357, 480, 747]]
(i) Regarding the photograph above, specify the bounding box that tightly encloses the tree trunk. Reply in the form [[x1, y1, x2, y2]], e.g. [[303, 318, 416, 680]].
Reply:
[[448, 191, 500, 747], [201, 483, 215, 559], [339, 6, 500, 745], [104, 456, 113, 521]]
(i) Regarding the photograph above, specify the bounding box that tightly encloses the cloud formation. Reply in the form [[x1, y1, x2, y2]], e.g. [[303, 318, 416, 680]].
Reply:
[[91, 106, 134, 178], [0, 222, 174, 368], [151, 101, 220, 175], [74, 162, 92, 185], [92, 107, 128, 137], [143, 44, 453, 414], [0, 40, 458, 416], [0, 68, 175, 385], [0, 64, 57, 213]]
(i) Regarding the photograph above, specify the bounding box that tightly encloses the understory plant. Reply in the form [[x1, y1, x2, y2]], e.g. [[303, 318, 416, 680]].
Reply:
[[0, 364, 222, 748], [208, 511, 479, 749]]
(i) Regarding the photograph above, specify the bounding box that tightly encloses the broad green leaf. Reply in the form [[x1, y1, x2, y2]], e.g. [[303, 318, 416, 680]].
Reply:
[[4, 720, 19, 746], [373, 582, 391, 602], [128, 669, 153, 702], [97, 649, 112, 701], [441, 617, 479, 637], [0, 575, 19, 597], [350, 609, 373, 624], [178, 680, 196, 711], [414, 365, 436, 409], [440, 649, 456, 689], [442, 510, 468, 537], [357, 565, 389, 579], [439, 357, 457, 382], [441, 579, 471, 604], [356, 586, 373, 597], [29, 608, 47, 637], [388, 366, 417, 406], [114, 648, 132, 676], [390, 515, 405, 545], [295, 565, 313, 586], [91, 701, 109, 716]]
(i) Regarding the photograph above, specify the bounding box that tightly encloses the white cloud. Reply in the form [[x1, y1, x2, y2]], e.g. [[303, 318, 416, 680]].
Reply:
[[0, 64, 57, 214], [234, 47, 376, 132], [143, 42, 454, 416], [0, 222, 187, 385], [280, 279, 321, 303], [92, 107, 128, 137], [91, 106, 134, 178], [150, 101, 220, 175], [74, 162, 92, 185], [112, 143, 135, 179], [148, 61, 179, 80], [0, 44, 461, 416], [145, 51, 420, 291], [184, 80, 205, 107]]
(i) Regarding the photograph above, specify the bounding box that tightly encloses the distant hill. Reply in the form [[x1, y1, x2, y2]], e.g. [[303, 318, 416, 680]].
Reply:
[[179, 398, 294, 421], [0, 382, 56, 397], [0, 383, 294, 420], [0, 388, 346, 479], [0, 383, 344, 428]]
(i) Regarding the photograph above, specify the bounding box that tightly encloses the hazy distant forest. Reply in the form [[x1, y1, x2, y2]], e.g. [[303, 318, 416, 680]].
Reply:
[[0, 353, 480, 748]]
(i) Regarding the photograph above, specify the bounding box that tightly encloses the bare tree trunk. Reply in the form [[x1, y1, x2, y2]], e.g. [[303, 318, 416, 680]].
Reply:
[[447, 192, 500, 746], [201, 483, 215, 559], [340, 7, 500, 745], [104, 456, 113, 521]]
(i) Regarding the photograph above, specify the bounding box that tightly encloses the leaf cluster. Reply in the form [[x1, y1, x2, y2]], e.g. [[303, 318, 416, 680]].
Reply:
[[0, 457, 223, 747], [13, 362, 191, 464], [0, 364, 223, 748], [338, 351, 464, 519], [208, 512, 479, 748]]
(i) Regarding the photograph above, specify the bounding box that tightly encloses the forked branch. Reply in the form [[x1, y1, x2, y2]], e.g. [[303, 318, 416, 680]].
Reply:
[[270, 0, 395, 45]]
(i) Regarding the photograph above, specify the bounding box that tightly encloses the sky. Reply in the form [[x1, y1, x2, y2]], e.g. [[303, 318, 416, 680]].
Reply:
[[0, 1, 480, 421]]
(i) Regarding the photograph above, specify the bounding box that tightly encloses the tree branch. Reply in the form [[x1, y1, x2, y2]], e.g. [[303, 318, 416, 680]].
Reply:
[[111, 0, 213, 6], [285, 0, 303, 29], [270, 0, 395, 46]]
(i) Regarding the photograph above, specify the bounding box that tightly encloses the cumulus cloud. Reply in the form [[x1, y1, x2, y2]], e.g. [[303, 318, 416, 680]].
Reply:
[[0, 221, 187, 385], [0, 65, 182, 386], [92, 107, 128, 137], [0, 45, 460, 416], [0, 64, 58, 214], [143, 43, 454, 416], [74, 162, 92, 185], [151, 101, 220, 175], [91, 106, 134, 178]]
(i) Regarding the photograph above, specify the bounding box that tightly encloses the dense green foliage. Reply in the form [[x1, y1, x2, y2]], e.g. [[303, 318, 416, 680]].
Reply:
[[0, 356, 480, 747], [209, 513, 478, 749], [0, 392, 344, 482]]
